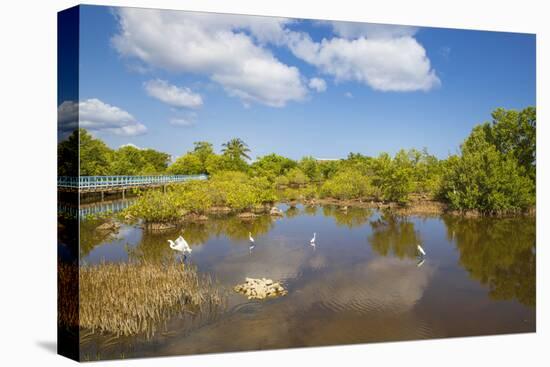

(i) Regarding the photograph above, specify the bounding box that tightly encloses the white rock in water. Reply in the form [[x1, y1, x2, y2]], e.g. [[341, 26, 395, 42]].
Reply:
[[233, 277, 287, 300]]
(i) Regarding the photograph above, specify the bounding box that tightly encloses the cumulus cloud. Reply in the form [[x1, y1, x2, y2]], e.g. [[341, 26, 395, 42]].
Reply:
[[328, 21, 418, 40], [144, 79, 203, 108], [58, 100, 79, 133], [112, 8, 307, 107], [308, 77, 327, 92], [58, 98, 147, 136], [287, 31, 440, 92]]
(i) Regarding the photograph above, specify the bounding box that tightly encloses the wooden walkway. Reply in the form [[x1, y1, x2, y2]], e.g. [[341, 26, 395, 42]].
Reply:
[[58, 175, 208, 192]]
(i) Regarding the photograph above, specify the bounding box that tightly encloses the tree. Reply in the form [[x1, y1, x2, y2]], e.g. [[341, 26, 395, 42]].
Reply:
[[251, 153, 297, 181], [221, 138, 251, 161], [298, 156, 322, 182], [79, 129, 113, 176], [58, 129, 79, 176], [167, 153, 203, 175], [371, 151, 414, 204], [140, 149, 170, 173], [193, 141, 214, 168], [441, 121, 535, 213], [482, 107, 536, 182], [111, 145, 146, 175]]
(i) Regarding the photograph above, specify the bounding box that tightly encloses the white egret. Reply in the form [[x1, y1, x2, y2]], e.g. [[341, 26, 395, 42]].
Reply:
[[168, 235, 192, 261], [417, 244, 426, 257], [310, 232, 316, 246], [249, 232, 255, 244]]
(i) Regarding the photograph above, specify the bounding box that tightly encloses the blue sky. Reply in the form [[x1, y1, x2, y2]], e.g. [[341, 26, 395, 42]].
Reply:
[[68, 5, 535, 160]]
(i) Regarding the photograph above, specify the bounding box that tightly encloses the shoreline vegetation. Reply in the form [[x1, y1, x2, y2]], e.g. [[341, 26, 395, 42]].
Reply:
[[59, 261, 226, 337], [60, 107, 535, 224]]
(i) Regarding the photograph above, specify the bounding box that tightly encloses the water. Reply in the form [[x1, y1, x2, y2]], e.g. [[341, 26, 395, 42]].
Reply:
[[78, 204, 535, 359]]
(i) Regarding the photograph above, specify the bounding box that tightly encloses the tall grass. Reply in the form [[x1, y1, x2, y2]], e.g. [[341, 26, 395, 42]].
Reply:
[[78, 261, 225, 337]]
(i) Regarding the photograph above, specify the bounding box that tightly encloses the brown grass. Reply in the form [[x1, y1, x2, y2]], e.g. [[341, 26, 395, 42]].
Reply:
[[78, 261, 225, 337]]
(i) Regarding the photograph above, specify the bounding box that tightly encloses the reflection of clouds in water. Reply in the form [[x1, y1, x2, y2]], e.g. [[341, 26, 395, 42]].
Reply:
[[308, 253, 327, 270], [292, 256, 435, 315], [161, 256, 436, 355], [211, 237, 310, 286]]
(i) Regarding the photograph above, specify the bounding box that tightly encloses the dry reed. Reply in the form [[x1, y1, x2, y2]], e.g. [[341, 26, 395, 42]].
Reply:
[[78, 261, 225, 337]]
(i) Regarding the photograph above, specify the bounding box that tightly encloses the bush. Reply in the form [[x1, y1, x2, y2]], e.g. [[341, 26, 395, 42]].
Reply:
[[286, 167, 309, 186], [320, 169, 373, 200], [274, 175, 289, 188], [441, 147, 534, 213]]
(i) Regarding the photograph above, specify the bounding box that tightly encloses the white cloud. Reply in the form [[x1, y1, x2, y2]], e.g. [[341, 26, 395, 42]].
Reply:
[[328, 21, 418, 39], [286, 31, 440, 92], [57, 100, 79, 133], [120, 143, 141, 149], [144, 79, 203, 108], [308, 77, 327, 92], [112, 8, 307, 107], [61, 98, 147, 136], [344, 91, 354, 98]]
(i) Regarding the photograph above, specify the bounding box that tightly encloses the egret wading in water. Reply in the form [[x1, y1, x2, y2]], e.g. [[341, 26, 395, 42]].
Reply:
[[417, 244, 426, 257], [248, 232, 255, 253], [168, 235, 192, 262], [310, 232, 316, 248]]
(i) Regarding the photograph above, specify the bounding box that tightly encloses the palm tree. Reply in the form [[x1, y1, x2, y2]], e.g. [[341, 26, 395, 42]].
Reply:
[[221, 138, 251, 161]]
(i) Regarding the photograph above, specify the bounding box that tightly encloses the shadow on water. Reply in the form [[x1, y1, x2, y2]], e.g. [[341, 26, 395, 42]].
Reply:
[[76, 203, 536, 359]]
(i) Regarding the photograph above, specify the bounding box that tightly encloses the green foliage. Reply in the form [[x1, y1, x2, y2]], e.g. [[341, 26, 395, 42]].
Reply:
[[58, 129, 80, 176], [441, 146, 534, 213], [193, 141, 214, 167], [370, 151, 414, 204], [167, 153, 203, 175], [320, 168, 373, 200], [440, 107, 536, 213], [285, 167, 309, 186], [76, 128, 169, 176], [318, 160, 341, 180], [251, 154, 297, 181], [274, 175, 290, 188], [483, 107, 536, 182], [79, 129, 113, 176], [298, 156, 322, 182], [222, 138, 251, 161], [125, 190, 182, 223], [126, 171, 277, 222]]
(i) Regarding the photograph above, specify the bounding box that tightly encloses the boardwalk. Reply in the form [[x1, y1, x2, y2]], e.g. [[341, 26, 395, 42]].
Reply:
[[58, 175, 208, 192]]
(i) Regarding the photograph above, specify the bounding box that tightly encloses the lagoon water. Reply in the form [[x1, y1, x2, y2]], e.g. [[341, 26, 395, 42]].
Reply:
[[77, 203, 535, 360]]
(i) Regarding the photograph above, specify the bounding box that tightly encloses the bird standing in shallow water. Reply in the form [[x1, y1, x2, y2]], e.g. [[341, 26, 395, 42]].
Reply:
[[417, 244, 426, 257], [168, 235, 192, 262], [310, 232, 316, 247], [248, 232, 255, 253]]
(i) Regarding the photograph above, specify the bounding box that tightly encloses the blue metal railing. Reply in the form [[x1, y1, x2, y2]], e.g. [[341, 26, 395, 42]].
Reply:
[[58, 175, 208, 190]]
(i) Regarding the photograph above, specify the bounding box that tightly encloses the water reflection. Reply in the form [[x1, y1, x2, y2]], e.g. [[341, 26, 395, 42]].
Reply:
[[369, 213, 421, 259], [322, 205, 373, 228], [444, 216, 536, 307], [78, 204, 536, 359]]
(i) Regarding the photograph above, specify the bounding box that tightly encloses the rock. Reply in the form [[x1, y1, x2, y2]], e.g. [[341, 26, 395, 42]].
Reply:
[[96, 221, 120, 231], [234, 277, 288, 300], [185, 213, 209, 222], [208, 206, 232, 214], [237, 212, 257, 219], [148, 222, 176, 231], [339, 205, 348, 212], [270, 207, 284, 217]]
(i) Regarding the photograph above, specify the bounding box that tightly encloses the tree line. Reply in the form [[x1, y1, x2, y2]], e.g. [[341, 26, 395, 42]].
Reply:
[[61, 106, 535, 213]]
